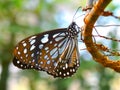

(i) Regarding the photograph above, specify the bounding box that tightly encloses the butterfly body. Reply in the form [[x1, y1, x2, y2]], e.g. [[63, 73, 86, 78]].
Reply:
[[13, 22, 80, 78]]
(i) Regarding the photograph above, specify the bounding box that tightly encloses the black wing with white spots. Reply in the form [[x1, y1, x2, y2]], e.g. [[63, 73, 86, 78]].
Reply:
[[13, 22, 80, 78]]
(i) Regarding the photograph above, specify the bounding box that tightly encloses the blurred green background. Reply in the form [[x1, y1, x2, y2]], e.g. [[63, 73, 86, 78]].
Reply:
[[0, 0, 120, 90]]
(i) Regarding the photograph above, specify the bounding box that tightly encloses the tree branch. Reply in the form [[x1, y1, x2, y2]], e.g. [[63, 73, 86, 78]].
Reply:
[[83, 0, 120, 72]]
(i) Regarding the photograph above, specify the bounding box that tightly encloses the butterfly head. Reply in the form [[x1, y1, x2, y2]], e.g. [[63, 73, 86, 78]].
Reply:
[[68, 22, 80, 37]]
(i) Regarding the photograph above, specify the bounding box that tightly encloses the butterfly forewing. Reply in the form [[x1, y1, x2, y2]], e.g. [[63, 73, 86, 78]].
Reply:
[[13, 28, 67, 69], [13, 22, 80, 78]]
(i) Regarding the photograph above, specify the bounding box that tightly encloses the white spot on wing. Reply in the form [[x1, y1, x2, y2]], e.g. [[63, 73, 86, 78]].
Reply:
[[17, 61, 20, 64], [32, 59, 35, 62], [31, 66, 33, 68], [40, 53, 42, 55], [70, 69, 72, 72], [39, 44, 43, 49], [21, 41, 25, 44], [26, 54, 28, 57], [54, 62, 58, 67], [20, 56, 23, 59], [53, 33, 59, 38], [45, 47, 49, 50], [63, 67, 65, 70], [20, 64, 23, 67], [18, 51, 21, 55], [30, 45, 35, 51], [73, 69, 75, 72], [59, 72, 62, 75], [67, 72, 69, 75], [40, 61, 43, 64], [50, 41, 52, 44], [55, 37, 64, 42], [50, 48, 57, 56], [31, 53, 34, 57], [37, 51, 39, 54], [65, 63, 68, 68], [63, 73, 66, 76], [23, 43, 27, 47], [41, 34, 49, 43], [29, 36, 36, 41], [29, 61, 31, 64], [23, 48, 27, 54], [16, 47, 18, 50], [54, 43, 57, 47], [60, 33, 65, 36], [51, 51, 58, 59], [44, 55, 48, 59], [30, 39, 36, 45], [47, 60, 50, 64]]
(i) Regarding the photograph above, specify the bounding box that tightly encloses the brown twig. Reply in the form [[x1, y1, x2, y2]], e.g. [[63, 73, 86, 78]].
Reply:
[[83, 0, 120, 72]]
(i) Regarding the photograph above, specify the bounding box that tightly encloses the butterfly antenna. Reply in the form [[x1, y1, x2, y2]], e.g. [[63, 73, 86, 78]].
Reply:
[[72, 6, 82, 22], [72, 6, 86, 22]]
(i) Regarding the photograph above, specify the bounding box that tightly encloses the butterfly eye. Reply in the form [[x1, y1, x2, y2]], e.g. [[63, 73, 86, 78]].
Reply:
[[13, 22, 80, 78]]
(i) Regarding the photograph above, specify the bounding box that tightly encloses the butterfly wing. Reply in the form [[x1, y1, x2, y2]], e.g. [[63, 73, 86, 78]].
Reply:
[[13, 22, 80, 78], [13, 28, 67, 70], [53, 40, 80, 78]]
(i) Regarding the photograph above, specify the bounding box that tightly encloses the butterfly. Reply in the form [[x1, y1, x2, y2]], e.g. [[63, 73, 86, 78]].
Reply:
[[13, 22, 80, 78]]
